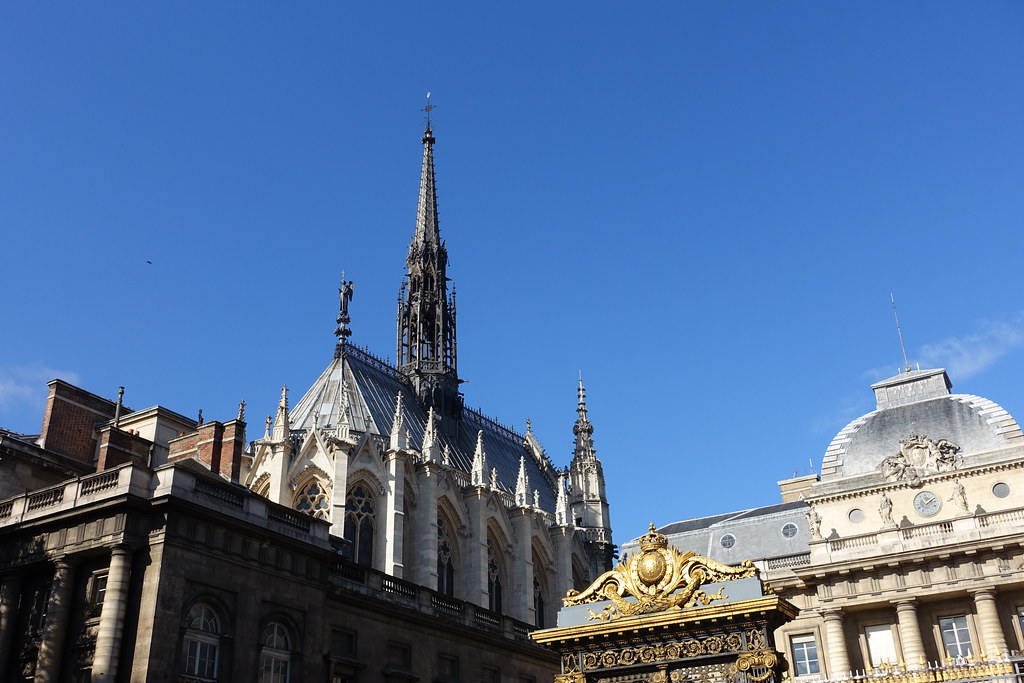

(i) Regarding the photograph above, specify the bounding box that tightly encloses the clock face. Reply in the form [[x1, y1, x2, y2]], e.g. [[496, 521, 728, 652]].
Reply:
[[913, 490, 941, 517]]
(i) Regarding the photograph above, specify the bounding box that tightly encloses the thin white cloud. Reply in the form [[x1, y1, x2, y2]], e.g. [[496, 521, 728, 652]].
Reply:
[[861, 314, 1024, 383], [916, 315, 1024, 380], [0, 364, 81, 419]]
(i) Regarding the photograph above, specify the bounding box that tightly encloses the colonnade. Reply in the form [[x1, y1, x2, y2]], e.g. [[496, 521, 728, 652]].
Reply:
[[817, 589, 1012, 678], [0, 544, 133, 683]]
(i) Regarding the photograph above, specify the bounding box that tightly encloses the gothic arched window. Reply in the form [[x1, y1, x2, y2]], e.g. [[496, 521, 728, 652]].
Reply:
[[182, 602, 221, 681], [437, 516, 455, 596], [295, 480, 330, 520], [487, 537, 503, 614], [344, 485, 376, 567], [259, 621, 292, 683]]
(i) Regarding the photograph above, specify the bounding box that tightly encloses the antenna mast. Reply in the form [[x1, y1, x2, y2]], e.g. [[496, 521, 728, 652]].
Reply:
[[890, 293, 911, 373]]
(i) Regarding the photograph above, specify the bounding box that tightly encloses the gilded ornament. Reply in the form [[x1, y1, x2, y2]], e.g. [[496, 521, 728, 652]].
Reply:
[[731, 650, 779, 682], [568, 524, 755, 622]]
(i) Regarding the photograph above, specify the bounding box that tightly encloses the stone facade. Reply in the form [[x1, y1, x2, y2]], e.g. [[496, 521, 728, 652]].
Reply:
[[626, 368, 1024, 680]]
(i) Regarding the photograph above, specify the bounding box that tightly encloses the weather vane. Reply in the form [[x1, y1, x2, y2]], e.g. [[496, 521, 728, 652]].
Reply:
[[422, 91, 435, 129]]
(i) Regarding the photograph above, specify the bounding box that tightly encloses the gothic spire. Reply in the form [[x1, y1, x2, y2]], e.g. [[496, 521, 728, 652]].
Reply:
[[515, 455, 529, 507], [397, 106, 460, 421], [422, 407, 440, 462], [390, 392, 408, 451], [471, 430, 488, 486], [272, 385, 290, 441], [573, 375, 596, 460], [556, 470, 570, 526]]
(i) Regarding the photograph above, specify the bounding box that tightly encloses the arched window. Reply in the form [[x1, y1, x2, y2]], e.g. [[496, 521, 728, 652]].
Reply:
[[259, 621, 292, 683], [344, 484, 376, 566], [295, 480, 330, 520], [437, 516, 455, 596], [182, 602, 221, 681], [487, 537, 503, 614]]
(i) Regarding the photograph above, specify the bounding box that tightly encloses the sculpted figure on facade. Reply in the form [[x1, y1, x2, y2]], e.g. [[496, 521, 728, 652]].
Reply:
[[948, 479, 969, 512], [805, 506, 822, 540], [879, 492, 894, 526]]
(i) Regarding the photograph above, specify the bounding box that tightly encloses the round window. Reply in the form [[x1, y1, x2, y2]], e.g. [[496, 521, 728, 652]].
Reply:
[[993, 482, 1010, 498], [720, 534, 736, 548], [781, 523, 798, 538], [848, 508, 864, 523]]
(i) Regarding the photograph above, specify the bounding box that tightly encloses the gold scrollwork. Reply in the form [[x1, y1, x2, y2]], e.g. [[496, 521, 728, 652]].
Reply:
[[570, 524, 756, 621], [555, 673, 585, 683], [731, 650, 779, 682], [581, 632, 747, 670]]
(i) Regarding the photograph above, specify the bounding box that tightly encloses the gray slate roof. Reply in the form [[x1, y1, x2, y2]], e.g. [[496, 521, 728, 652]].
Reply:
[[290, 344, 560, 509]]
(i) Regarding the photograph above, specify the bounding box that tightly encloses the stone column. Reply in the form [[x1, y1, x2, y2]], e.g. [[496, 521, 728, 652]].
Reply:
[[0, 575, 22, 669], [382, 450, 406, 577], [409, 463, 440, 588], [894, 599, 926, 668], [971, 589, 1008, 659], [511, 507, 534, 623], [92, 545, 133, 683], [36, 559, 75, 683], [462, 486, 489, 608], [551, 525, 574, 601], [822, 608, 851, 677]]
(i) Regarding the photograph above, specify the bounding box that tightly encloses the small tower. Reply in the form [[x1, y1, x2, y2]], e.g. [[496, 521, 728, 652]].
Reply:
[[568, 376, 614, 573], [396, 118, 461, 423]]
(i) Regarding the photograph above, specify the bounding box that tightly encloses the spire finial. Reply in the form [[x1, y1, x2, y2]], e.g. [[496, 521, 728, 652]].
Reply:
[[890, 293, 912, 373], [573, 376, 596, 460], [237, 399, 246, 422], [515, 455, 529, 506], [471, 430, 488, 485], [422, 91, 435, 132], [272, 385, 290, 441]]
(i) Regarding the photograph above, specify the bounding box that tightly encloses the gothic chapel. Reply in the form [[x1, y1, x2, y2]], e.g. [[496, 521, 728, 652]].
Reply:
[[243, 122, 614, 626]]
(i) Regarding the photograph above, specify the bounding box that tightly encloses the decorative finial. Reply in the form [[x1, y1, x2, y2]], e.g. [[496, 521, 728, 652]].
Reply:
[[264, 415, 272, 438], [638, 524, 668, 551], [525, 417, 532, 434], [422, 91, 435, 131], [237, 400, 246, 422]]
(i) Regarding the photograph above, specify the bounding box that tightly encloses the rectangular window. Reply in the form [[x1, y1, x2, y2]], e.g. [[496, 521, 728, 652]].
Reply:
[[865, 625, 898, 668], [482, 666, 500, 683], [791, 634, 820, 676], [939, 616, 973, 659], [90, 573, 108, 605]]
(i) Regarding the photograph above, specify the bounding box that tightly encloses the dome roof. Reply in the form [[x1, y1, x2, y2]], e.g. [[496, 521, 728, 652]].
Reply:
[[821, 369, 1023, 481]]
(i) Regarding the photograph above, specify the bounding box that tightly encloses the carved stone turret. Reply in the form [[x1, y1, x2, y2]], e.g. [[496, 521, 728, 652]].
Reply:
[[568, 377, 613, 574]]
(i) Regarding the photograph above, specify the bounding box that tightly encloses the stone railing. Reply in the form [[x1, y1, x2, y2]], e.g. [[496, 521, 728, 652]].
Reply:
[[814, 507, 1024, 563], [0, 464, 147, 526], [766, 553, 812, 570], [799, 655, 1022, 683], [327, 556, 540, 643], [0, 463, 331, 549]]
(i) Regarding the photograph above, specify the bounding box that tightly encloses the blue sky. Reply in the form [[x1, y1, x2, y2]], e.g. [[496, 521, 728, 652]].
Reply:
[[2, 2, 1023, 544]]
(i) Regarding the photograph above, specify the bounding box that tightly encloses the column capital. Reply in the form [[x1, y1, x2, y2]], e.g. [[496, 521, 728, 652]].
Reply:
[[893, 598, 919, 609], [970, 587, 997, 600], [820, 607, 844, 621]]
